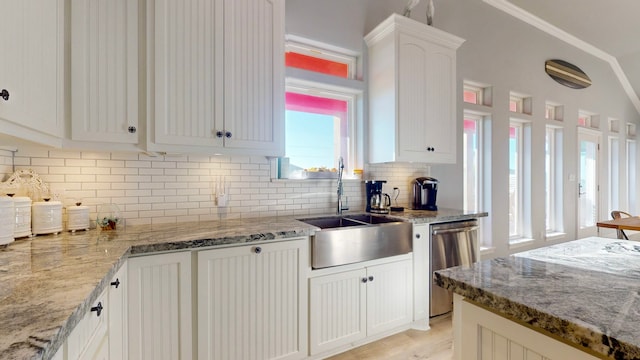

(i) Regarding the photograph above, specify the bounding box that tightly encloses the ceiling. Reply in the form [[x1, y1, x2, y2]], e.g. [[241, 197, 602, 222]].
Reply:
[[490, 0, 640, 113]]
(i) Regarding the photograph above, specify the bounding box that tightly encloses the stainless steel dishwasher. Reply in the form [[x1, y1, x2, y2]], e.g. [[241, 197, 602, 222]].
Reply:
[[430, 219, 478, 317]]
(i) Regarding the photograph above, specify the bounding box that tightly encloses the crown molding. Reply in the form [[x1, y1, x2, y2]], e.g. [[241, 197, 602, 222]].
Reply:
[[484, 0, 640, 116]]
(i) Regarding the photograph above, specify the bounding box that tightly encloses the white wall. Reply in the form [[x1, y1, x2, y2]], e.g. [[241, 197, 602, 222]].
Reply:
[[286, 0, 640, 257]]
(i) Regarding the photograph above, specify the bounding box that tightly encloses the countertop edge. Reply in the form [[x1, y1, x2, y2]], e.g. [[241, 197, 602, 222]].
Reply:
[[434, 270, 639, 359]]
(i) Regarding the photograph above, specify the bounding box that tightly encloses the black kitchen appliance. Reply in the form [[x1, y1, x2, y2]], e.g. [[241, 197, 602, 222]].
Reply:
[[412, 177, 438, 210], [365, 180, 387, 213]]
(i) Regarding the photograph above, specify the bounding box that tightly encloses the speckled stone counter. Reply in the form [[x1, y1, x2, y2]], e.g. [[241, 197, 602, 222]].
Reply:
[[435, 237, 640, 359], [389, 207, 488, 224], [0, 208, 486, 359], [0, 217, 314, 360]]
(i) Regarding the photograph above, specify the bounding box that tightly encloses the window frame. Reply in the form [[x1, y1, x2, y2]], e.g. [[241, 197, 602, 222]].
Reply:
[[545, 125, 564, 235], [509, 121, 524, 239], [285, 36, 358, 80], [462, 112, 483, 212]]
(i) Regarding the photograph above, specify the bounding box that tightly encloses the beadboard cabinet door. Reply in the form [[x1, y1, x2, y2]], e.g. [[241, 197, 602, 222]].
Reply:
[[198, 239, 308, 360], [149, 0, 284, 156], [366, 14, 464, 164], [309, 268, 367, 355], [309, 258, 413, 356], [71, 0, 139, 144], [128, 252, 193, 360], [150, 0, 224, 148], [108, 262, 128, 360], [366, 260, 413, 336], [222, 0, 285, 154], [0, 0, 63, 146]]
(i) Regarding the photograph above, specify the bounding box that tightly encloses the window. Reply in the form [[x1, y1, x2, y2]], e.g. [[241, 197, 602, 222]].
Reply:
[[509, 120, 531, 241], [578, 113, 590, 127], [463, 113, 481, 212], [509, 92, 532, 115], [278, 37, 361, 179], [545, 102, 563, 122], [578, 110, 600, 129], [285, 37, 356, 79], [609, 136, 620, 215], [509, 122, 523, 238], [283, 85, 355, 178], [463, 80, 492, 107], [463, 84, 482, 105], [628, 140, 637, 214], [545, 126, 563, 234], [509, 96, 522, 113]]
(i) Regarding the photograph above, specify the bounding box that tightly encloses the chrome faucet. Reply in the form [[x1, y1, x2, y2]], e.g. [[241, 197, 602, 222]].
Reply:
[[337, 157, 348, 214]]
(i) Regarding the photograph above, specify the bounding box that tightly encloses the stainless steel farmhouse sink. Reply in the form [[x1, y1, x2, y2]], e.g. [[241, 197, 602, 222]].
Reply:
[[298, 214, 413, 269]]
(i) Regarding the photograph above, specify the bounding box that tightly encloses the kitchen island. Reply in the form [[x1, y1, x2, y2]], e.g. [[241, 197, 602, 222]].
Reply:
[[435, 237, 640, 360], [0, 208, 485, 359]]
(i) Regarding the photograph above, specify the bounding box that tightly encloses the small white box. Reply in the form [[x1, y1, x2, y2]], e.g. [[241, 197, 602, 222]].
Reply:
[[67, 205, 90, 232], [32, 201, 63, 235]]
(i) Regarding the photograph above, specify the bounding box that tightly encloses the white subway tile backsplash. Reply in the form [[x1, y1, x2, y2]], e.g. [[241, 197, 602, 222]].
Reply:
[[66, 159, 96, 167], [32, 158, 64, 166], [0, 145, 431, 226]]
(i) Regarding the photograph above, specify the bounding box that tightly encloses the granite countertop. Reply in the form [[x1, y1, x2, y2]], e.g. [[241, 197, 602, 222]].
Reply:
[[435, 237, 640, 359], [0, 208, 486, 359]]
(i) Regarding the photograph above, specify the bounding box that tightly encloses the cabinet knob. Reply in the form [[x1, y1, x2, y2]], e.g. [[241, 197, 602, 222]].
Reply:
[[225, 131, 232, 138], [361, 277, 368, 283], [254, 246, 262, 254], [128, 126, 137, 134], [368, 276, 374, 282], [415, 233, 421, 239], [426, 147, 435, 152], [216, 130, 224, 138], [0, 89, 9, 101], [110, 278, 120, 288], [91, 302, 103, 317]]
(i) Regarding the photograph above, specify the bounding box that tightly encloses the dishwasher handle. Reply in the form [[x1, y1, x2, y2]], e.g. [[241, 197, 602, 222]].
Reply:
[[432, 225, 478, 236]]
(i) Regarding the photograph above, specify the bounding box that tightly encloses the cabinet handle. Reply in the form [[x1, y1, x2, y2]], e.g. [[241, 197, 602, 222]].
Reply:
[[254, 246, 262, 254], [426, 147, 435, 152], [128, 126, 137, 134], [225, 131, 232, 138], [361, 277, 368, 283], [91, 302, 103, 317], [110, 278, 120, 288], [0, 89, 9, 101], [368, 276, 374, 282]]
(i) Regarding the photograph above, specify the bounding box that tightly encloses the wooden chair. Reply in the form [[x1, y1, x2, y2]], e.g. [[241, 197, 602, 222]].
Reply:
[[611, 210, 633, 240]]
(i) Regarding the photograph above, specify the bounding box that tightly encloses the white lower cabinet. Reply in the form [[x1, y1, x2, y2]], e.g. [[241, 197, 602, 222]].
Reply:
[[309, 257, 413, 356], [128, 251, 193, 360], [108, 262, 128, 360], [198, 239, 309, 360], [66, 288, 109, 360], [412, 224, 430, 328]]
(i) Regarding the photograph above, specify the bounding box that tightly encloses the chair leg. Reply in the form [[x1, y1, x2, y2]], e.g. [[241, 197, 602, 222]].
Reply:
[[616, 229, 628, 239]]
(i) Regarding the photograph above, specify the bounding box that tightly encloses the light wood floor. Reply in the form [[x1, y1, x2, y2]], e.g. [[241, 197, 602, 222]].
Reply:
[[327, 314, 453, 360]]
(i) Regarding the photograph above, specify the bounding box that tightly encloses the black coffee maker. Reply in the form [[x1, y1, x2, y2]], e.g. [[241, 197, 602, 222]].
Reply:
[[412, 177, 438, 210], [365, 180, 389, 213]]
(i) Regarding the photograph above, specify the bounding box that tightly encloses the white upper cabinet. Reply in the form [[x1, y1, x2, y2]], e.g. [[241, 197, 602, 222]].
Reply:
[[148, 0, 284, 156], [71, 0, 139, 144], [0, 0, 63, 146], [365, 14, 464, 164]]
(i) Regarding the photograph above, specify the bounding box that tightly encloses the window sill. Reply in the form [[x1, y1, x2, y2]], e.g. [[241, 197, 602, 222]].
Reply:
[[508, 237, 535, 250], [545, 232, 566, 242]]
